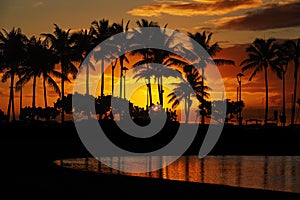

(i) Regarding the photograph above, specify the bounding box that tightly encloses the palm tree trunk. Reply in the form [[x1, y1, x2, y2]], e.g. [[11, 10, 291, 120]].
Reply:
[[147, 82, 153, 107], [32, 75, 37, 108], [185, 98, 188, 124], [19, 87, 22, 120], [146, 53, 153, 107], [185, 96, 191, 124], [282, 70, 286, 127], [201, 67, 205, 125], [7, 75, 15, 122], [120, 61, 123, 99], [43, 76, 47, 108], [101, 59, 104, 98], [31, 75, 37, 121], [61, 67, 65, 124], [264, 66, 269, 124], [158, 76, 163, 107], [112, 62, 116, 97], [157, 84, 161, 104], [291, 59, 299, 125], [86, 64, 89, 95]]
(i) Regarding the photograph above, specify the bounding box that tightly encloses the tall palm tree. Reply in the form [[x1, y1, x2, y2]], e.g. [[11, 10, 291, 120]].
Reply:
[[168, 66, 208, 123], [168, 81, 193, 124], [111, 19, 131, 98], [132, 26, 179, 107], [240, 38, 280, 124], [41, 24, 78, 123], [71, 28, 95, 96], [90, 19, 114, 98], [40, 41, 61, 108], [0, 27, 27, 122], [131, 19, 161, 108], [187, 31, 235, 124], [17, 36, 61, 109], [16, 37, 42, 109], [285, 39, 300, 125], [273, 43, 289, 126]]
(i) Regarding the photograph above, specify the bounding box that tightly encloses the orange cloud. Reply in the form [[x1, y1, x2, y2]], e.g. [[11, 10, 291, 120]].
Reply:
[[127, 0, 262, 17]]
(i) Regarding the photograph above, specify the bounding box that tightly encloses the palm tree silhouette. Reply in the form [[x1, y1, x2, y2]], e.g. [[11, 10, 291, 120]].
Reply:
[[131, 19, 161, 108], [42, 24, 78, 124], [90, 19, 114, 98], [16, 36, 43, 109], [284, 39, 300, 125], [16, 36, 61, 109], [133, 27, 179, 107], [150, 27, 179, 107], [187, 31, 234, 124], [40, 41, 61, 108], [72, 28, 95, 96], [240, 38, 280, 124], [168, 66, 208, 123], [133, 63, 181, 106], [273, 43, 290, 126], [111, 19, 131, 98], [0, 27, 27, 122]]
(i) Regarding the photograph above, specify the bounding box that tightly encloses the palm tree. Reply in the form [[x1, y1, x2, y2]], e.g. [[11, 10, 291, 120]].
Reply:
[[168, 66, 208, 123], [90, 19, 114, 98], [285, 39, 300, 125], [133, 63, 181, 104], [40, 42, 61, 108], [132, 26, 179, 107], [0, 27, 27, 122], [131, 19, 160, 108], [16, 36, 42, 109], [240, 38, 280, 124], [168, 82, 193, 124], [17, 36, 61, 109], [187, 31, 235, 124], [273, 43, 289, 126], [111, 19, 131, 98], [71, 28, 95, 95], [41, 24, 78, 123]]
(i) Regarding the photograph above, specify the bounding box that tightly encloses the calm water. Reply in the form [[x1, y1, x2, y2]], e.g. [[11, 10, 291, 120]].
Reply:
[[54, 155, 300, 193]]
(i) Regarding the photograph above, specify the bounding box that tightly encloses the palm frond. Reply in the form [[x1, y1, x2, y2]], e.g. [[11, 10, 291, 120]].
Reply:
[[47, 76, 61, 96], [213, 59, 235, 66], [1, 70, 11, 82], [248, 66, 262, 81]]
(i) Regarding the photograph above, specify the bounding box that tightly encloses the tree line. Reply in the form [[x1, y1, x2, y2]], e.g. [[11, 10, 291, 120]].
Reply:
[[0, 18, 299, 125]]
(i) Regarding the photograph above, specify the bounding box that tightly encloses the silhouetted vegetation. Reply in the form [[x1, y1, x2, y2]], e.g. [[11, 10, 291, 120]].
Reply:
[[0, 18, 299, 126]]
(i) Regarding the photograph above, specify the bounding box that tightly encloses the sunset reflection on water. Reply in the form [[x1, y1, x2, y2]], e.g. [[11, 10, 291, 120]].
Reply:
[[54, 155, 300, 194]]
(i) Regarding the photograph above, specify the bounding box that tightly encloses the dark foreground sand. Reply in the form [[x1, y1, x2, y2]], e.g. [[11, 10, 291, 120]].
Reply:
[[1, 121, 300, 199]]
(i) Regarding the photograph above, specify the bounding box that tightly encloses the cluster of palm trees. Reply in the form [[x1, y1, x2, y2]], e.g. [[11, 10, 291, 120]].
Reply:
[[0, 18, 298, 125], [240, 38, 300, 126], [0, 18, 234, 124]]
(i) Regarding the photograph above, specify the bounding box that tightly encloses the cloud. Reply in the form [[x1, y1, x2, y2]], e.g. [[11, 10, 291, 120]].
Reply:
[[127, 0, 262, 17], [32, 1, 44, 8], [215, 2, 300, 30]]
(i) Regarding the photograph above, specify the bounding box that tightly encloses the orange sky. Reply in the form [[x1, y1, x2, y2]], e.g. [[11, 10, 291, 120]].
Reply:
[[1, 0, 300, 123]]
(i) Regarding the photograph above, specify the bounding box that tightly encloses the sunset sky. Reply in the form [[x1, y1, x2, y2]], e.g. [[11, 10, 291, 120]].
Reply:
[[1, 0, 300, 123]]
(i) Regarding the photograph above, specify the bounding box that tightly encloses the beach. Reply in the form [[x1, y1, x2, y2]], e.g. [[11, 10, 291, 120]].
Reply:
[[1, 121, 300, 199]]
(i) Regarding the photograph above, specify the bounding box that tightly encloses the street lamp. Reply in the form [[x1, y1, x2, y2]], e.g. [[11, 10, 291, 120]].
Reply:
[[122, 66, 129, 99], [236, 73, 244, 126]]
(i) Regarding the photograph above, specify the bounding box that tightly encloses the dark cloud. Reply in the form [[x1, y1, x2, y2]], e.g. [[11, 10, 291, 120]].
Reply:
[[216, 2, 300, 30]]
